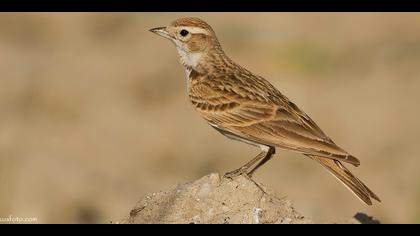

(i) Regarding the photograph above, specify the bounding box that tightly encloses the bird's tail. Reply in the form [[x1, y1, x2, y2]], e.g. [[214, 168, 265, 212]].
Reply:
[[308, 155, 381, 205]]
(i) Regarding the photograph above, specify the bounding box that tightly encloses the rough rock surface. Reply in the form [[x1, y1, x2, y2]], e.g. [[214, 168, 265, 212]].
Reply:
[[122, 173, 379, 224]]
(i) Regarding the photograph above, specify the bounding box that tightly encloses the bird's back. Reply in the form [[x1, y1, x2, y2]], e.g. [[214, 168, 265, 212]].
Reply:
[[187, 64, 360, 166]]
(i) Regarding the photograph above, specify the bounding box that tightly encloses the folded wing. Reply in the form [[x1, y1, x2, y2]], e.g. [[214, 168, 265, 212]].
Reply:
[[189, 76, 360, 166]]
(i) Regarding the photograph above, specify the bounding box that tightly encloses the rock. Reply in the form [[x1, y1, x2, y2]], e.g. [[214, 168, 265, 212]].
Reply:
[[120, 173, 379, 224], [346, 213, 381, 224], [124, 173, 310, 224]]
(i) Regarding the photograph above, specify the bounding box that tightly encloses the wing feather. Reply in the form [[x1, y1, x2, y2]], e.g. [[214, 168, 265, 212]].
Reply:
[[189, 73, 360, 166]]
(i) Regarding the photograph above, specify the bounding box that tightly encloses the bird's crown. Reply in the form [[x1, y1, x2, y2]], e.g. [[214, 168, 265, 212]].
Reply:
[[170, 17, 216, 36]]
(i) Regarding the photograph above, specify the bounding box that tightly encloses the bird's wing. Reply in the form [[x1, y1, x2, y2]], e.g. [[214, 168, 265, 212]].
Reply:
[[189, 74, 360, 166]]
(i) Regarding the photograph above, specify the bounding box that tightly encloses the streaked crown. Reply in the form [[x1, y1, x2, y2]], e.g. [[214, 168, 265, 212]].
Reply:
[[170, 17, 216, 36]]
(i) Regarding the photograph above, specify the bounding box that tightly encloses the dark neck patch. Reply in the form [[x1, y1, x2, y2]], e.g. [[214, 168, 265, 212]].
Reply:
[[189, 68, 201, 80]]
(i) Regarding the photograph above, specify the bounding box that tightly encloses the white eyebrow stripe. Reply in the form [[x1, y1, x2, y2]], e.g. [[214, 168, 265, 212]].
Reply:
[[178, 26, 210, 35]]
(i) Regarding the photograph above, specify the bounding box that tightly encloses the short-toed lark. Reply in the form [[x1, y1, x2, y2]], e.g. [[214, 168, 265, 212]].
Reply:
[[150, 17, 380, 205]]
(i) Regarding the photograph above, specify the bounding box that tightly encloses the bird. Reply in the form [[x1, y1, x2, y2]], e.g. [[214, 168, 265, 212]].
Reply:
[[149, 17, 380, 205]]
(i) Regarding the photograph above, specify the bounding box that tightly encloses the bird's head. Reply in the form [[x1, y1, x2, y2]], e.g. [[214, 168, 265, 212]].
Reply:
[[150, 17, 223, 71]]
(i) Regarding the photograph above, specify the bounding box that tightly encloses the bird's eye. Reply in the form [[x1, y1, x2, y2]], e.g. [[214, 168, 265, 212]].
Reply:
[[180, 29, 189, 37]]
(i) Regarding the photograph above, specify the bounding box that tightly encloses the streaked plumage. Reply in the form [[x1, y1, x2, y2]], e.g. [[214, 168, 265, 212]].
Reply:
[[150, 17, 380, 205]]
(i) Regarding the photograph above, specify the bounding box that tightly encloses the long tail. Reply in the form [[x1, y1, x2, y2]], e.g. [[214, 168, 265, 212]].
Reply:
[[308, 155, 381, 205]]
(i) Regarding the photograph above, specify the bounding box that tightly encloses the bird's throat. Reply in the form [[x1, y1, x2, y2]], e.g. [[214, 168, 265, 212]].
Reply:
[[177, 48, 202, 70]]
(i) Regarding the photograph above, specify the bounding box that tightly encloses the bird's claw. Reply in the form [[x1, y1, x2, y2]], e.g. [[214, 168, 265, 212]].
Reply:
[[224, 167, 250, 179]]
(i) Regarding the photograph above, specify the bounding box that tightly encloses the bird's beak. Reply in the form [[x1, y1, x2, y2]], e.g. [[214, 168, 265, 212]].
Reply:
[[149, 27, 172, 39]]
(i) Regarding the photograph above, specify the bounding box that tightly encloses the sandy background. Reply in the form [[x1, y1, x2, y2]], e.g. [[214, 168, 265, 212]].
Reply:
[[0, 13, 419, 223]]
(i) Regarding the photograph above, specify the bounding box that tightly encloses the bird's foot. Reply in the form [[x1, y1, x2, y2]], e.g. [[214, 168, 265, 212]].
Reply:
[[224, 167, 249, 179], [223, 167, 267, 194]]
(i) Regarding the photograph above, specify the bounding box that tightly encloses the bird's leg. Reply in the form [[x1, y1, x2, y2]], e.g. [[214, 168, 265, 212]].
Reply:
[[224, 151, 267, 179], [247, 147, 275, 177]]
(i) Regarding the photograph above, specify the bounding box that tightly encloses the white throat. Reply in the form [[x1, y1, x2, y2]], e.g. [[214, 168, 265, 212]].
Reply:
[[172, 39, 202, 71], [176, 48, 202, 70]]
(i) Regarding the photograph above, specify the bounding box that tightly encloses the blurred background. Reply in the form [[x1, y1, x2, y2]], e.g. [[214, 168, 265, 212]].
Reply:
[[0, 13, 419, 223]]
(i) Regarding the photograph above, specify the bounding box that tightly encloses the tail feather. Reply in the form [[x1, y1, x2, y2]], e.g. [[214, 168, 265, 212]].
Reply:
[[308, 155, 380, 205]]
